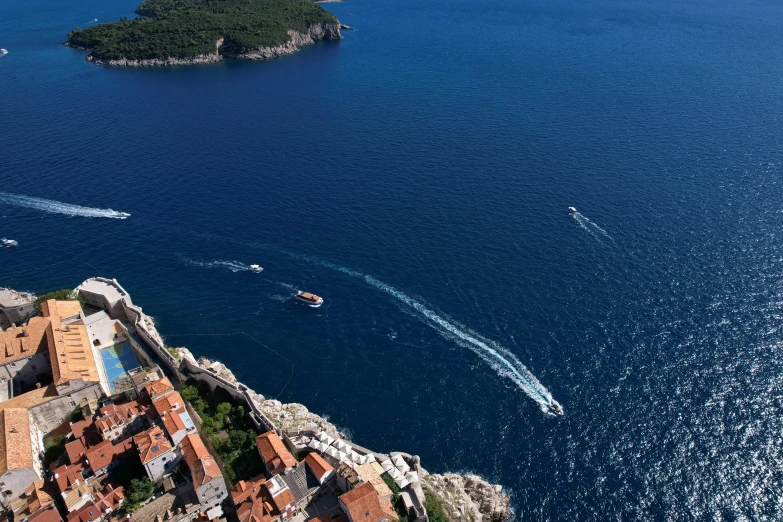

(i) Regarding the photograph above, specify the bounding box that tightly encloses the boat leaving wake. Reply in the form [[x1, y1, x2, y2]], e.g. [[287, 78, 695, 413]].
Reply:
[[572, 211, 612, 241], [181, 257, 252, 273], [286, 252, 559, 412], [0, 192, 130, 219]]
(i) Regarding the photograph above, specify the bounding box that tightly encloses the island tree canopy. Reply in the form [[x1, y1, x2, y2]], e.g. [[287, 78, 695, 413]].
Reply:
[[68, 0, 337, 60]]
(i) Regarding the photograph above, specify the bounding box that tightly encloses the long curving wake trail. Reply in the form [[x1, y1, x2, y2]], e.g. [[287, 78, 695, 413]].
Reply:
[[180, 256, 252, 273], [0, 192, 129, 218], [287, 252, 557, 409]]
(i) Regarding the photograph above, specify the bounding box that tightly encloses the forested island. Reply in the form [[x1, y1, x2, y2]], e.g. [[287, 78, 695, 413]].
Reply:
[[67, 0, 342, 66]]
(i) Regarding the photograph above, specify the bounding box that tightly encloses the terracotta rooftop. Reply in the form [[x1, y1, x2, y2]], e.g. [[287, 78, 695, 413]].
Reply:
[[355, 463, 393, 500], [66, 502, 100, 522], [307, 507, 349, 522], [133, 426, 173, 464], [339, 483, 388, 522], [53, 461, 88, 493], [65, 438, 87, 465], [0, 407, 34, 473], [181, 433, 222, 487], [0, 316, 50, 367], [153, 390, 184, 416], [23, 480, 54, 513], [255, 431, 296, 475], [95, 401, 141, 434], [145, 377, 174, 401], [231, 477, 278, 522], [162, 410, 187, 435], [40, 300, 100, 386], [84, 438, 132, 471], [94, 484, 125, 514], [28, 507, 63, 522], [304, 452, 333, 481]]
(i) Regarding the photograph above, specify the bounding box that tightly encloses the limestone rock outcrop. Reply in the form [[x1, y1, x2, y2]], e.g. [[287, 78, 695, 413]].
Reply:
[[422, 472, 511, 522], [259, 399, 340, 434], [226, 22, 341, 60]]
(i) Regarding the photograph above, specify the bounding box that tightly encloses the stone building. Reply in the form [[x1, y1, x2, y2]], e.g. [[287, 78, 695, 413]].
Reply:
[[256, 431, 296, 477], [231, 475, 297, 522], [0, 289, 35, 331], [0, 408, 44, 509], [338, 483, 391, 522], [181, 433, 226, 509], [133, 426, 179, 482], [152, 392, 196, 446]]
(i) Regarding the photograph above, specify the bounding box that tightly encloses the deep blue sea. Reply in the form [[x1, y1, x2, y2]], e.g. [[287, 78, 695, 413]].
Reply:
[[2, 0, 783, 519]]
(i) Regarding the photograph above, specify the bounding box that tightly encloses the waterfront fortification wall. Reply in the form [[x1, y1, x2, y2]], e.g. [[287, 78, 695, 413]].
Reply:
[[75, 277, 511, 522]]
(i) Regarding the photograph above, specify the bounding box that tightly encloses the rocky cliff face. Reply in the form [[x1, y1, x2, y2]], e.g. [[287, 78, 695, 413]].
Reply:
[[423, 473, 512, 522], [226, 22, 341, 60]]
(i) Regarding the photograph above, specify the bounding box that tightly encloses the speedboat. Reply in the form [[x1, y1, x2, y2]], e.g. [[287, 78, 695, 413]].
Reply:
[[295, 291, 323, 308], [1, 239, 18, 247], [568, 207, 578, 213], [547, 400, 564, 416], [110, 209, 130, 218], [0, 49, 8, 56], [249, 264, 263, 273]]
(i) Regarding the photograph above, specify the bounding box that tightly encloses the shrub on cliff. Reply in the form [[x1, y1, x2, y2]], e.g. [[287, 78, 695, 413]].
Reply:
[[424, 488, 450, 522], [67, 0, 338, 61], [34, 289, 85, 315]]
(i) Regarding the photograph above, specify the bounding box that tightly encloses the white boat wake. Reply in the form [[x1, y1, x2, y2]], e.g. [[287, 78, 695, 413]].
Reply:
[[288, 253, 557, 410], [572, 212, 612, 241], [181, 257, 251, 273], [0, 192, 130, 219]]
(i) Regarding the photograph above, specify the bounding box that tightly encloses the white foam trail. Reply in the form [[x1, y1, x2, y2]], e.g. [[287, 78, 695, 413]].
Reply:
[[0, 192, 129, 219], [181, 257, 250, 273], [572, 212, 612, 241], [290, 253, 555, 407]]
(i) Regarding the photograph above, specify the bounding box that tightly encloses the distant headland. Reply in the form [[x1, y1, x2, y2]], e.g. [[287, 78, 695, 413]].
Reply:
[[66, 0, 342, 67]]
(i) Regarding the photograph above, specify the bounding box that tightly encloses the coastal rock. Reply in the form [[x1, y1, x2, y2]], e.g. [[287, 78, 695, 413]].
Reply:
[[259, 399, 340, 434], [227, 22, 341, 60], [422, 472, 511, 522]]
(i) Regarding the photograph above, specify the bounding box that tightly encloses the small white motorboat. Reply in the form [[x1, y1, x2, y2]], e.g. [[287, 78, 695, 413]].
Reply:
[[0, 49, 8, 56], [568, 207, 578, 213], [547, 400, 564, 416], [249, 264, 263, 273], [1, 238, 18, 247]]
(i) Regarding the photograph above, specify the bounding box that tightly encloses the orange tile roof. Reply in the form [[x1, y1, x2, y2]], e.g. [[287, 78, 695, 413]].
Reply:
[[95, 401, 141, 434], [231, 477, 277, 522], [307, 507, 348, 522], [304, 452, 333, 481], [24, 480, 54, 513], [267, 483, 295, 514], [339, 483, 388, 522], [53, 461, 88, 493], [84, 439, 131, 471], [28, 507, 63, 522], [255, 431, 295, 475], [65, 438, 87, 465], [0, 316, 51, 366], [133, 426, 173, 464], [181, 433, 221, 487], [145, 377, 174, 401], [94, 484, 125, 514], [41, 300, 99, 386], [355, 463, 393, 500], [66, 502, 100, 522], [0, 408, 33, 473]]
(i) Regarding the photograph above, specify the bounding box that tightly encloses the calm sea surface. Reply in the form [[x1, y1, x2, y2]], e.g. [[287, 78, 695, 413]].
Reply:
[[2, 0, 783, 519]]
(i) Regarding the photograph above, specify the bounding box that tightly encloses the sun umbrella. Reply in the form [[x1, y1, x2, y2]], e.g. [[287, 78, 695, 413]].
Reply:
[[365, 454, 376, 463], [395, 477, 409, 489], [337, 451, 348, 462], [392, 455, 406, 467], [405, 471, 418, 483], [316, 432, 328, 442], [327, 447, 339, 458], [308, 440, 319, 449]]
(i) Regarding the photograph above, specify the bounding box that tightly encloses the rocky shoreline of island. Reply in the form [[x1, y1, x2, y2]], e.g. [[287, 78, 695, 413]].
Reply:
[[66, 22, 341, 67]]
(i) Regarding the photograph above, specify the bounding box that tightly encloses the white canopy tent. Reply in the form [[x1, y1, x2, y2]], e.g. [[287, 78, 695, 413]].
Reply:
[[392, 455, 406, 467], [326, 447, 339, 458], [365, 454, 376, 463], [398, 462, 411, 474], [388, 467, 402, 479], [308, 440, 319, 449], [395, 477, 410, 489], [405, 471, 418, 483], [382, 460, 394, 472], [316, 432, 329, 442]]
